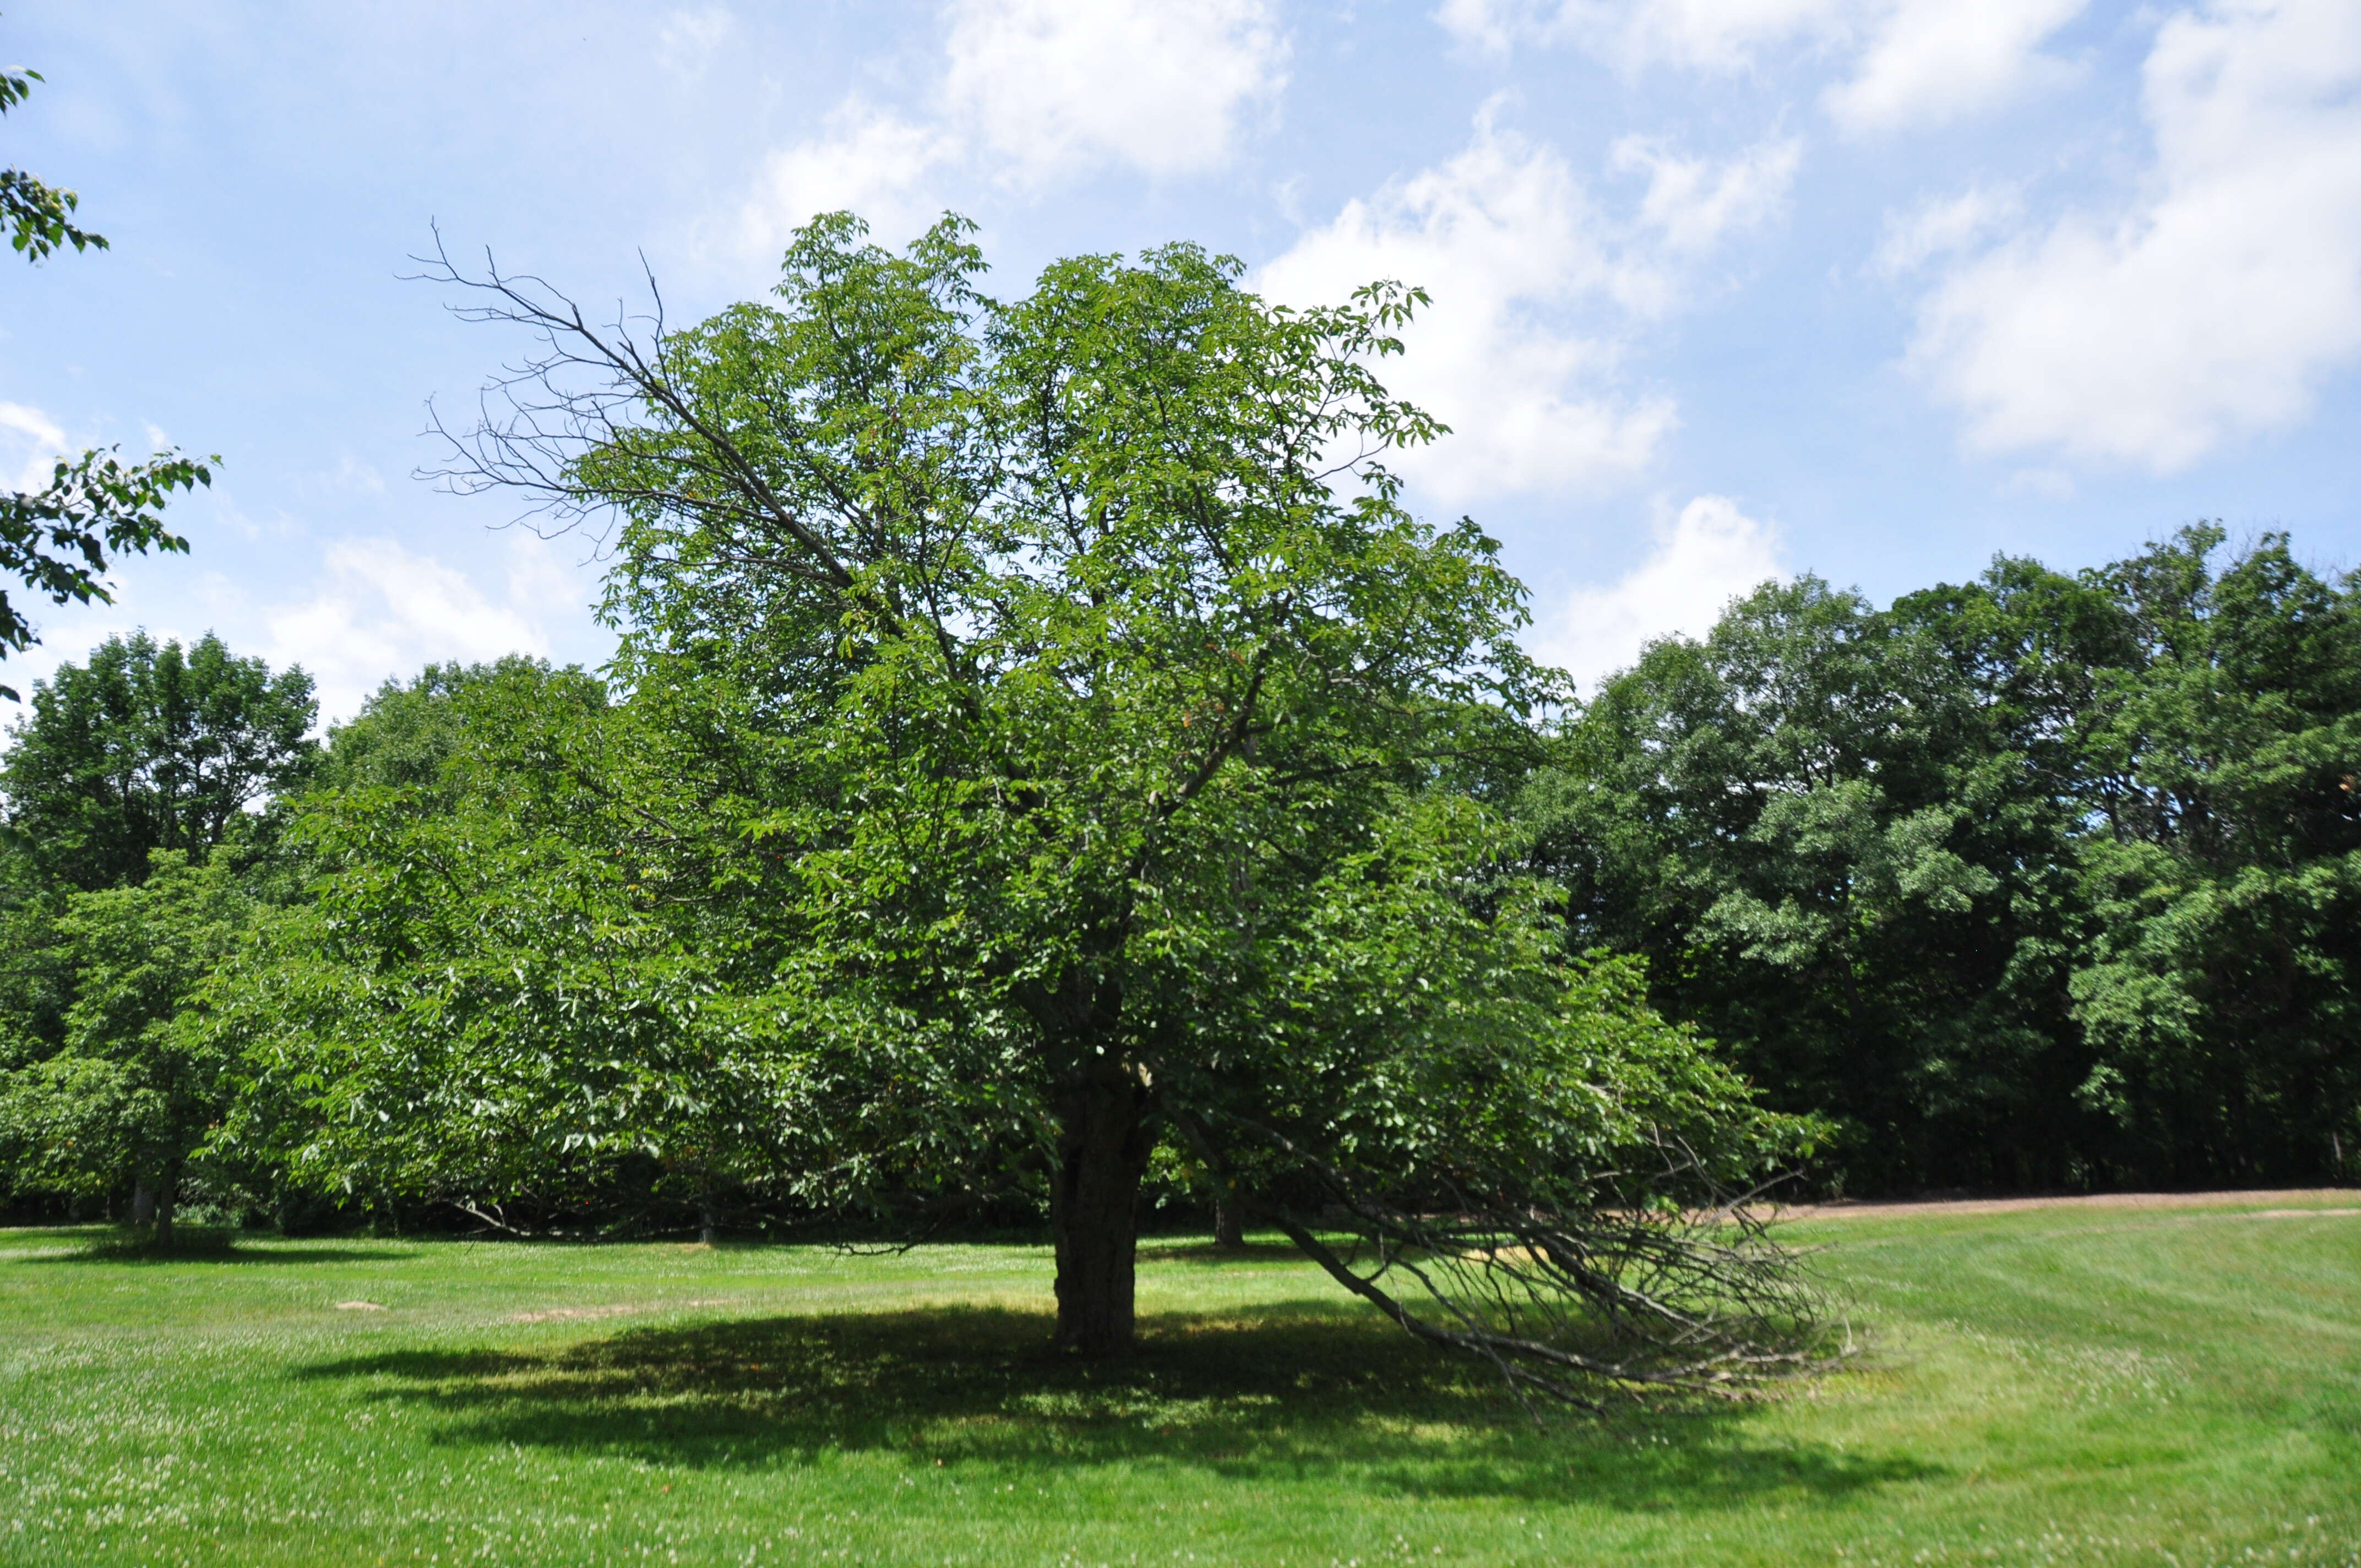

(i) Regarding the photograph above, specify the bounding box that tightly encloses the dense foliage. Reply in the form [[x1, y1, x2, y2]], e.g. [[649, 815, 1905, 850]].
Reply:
[[0, 852, 256, 1245], [1, 630, 316, 888], [0, 631, 314, 1238], [1527, 526, 2360, 1192]]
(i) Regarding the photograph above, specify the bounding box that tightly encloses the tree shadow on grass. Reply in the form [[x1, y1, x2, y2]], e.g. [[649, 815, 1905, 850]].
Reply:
[[296, 1301, 1937, 1510], [20, 1229, 398, 1266]]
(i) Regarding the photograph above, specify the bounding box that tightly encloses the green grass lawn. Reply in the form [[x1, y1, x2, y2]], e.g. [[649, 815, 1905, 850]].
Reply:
[[1, 1197, 2355, 1567]]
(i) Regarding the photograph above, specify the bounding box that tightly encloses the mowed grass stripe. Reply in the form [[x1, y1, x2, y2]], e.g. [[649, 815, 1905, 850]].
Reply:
[[1, 1201, 2355, 1566]]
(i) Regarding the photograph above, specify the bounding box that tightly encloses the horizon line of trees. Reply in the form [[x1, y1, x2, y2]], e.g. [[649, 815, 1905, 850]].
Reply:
[[3, 522, 2352, 1240], [1531, 522, 2359, 1195]]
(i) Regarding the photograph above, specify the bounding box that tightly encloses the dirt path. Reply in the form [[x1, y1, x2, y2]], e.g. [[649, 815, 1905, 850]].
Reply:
[[1774, 1187, 2359, 1221]]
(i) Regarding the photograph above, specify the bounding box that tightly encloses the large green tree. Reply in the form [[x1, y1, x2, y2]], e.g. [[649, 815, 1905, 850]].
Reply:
[[2066, 528, 2361, 1182], [1, 630, 317, 889], [0, 851, 255, 1245], [226, 216, 1821, 1395], [0, 631, 313, 1235]]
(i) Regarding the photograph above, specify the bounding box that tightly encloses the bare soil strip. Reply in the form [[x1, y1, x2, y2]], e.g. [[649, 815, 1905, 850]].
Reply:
[[502, 1297, 737, 1324], [1775, 1187, 2358, 1221]]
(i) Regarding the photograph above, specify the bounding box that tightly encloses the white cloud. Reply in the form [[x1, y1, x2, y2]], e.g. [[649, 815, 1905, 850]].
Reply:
[[1600, 0, 1846, 73], [943, 0, 1286, 184], [1, 532, 597, 726], [1999, 466, 2077, 501], [260, 536, 577, 723], [1906, 0, 2361, 471], [1432, 0, 1538, 56], [0, 401, 68, 491], [1824, 0, 2084, 132], [657, 6, 736, 78], [1871, 184, 2022, 277], [1439, 0, 2082, 131], [1533, 494, 1787, 690], [740, 0, 1285, 256], [1436, 0, 1840, 71], [328, 453, 386, 494], [1257, 110, 1794, 503], [1613, 133, 1802, 262], [742, 100, 964, 254], [1259, 118, 1664, 502]]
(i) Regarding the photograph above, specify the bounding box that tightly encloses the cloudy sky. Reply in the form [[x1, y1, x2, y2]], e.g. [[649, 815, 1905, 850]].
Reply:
[[5, 0, 2359, 720]]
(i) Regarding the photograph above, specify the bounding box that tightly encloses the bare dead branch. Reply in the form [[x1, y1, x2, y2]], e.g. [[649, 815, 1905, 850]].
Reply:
[[1173, 1110, 1849, 1413]]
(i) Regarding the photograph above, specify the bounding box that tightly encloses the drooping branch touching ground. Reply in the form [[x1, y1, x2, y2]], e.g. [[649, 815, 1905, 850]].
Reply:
[[1177, 1113, 1851, 1413]]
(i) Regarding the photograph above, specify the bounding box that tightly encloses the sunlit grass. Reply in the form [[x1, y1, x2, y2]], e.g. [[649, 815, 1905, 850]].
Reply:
[[1, 1196, 2355, 1565]]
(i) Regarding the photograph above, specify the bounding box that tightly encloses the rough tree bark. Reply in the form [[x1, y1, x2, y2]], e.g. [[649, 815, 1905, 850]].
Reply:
[[1213, 1195, 1247, 1250], [1048, 1057, 1156, 1356], [130, 1182, 156, 1227]]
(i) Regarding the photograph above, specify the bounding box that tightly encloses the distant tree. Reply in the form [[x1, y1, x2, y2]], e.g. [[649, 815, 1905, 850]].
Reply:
[[1525, 575, 2105, 1190], [215, 659, 746, 1230], [2067, 528, 2361, 1183], [0, 838, 74, 1104], [1, 45, 213, 699], [311, 655, 588, 799], [0, 631, 317, 890], [1530, 528, 2361, 1191], [0, 851, 254, 1245]]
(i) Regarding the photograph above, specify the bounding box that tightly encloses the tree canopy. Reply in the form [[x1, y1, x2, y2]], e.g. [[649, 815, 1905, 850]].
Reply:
[[207, 215, 1827, 1395], [0, 630, 317, 889], [1526, 526, 2360, 1191], [0, 851, 255, 1246]]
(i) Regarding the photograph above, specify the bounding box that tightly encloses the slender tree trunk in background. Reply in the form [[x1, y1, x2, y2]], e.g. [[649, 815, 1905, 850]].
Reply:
[[151, 1177, 177, 1250], [1049, 1058, 1155, 1357], [698, 1193, 719, 1246], [1214, 1195, 1246, 1250], [131, 1182, 156, 1228]]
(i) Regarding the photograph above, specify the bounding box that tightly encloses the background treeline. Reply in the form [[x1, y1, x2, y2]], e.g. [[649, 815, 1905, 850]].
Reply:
[[1, 524, 2353, 1234], [1527, 524, 2359, 1193]]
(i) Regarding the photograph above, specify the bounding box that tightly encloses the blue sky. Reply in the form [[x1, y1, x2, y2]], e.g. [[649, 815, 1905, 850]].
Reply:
[[5, 0, 2359, 720]]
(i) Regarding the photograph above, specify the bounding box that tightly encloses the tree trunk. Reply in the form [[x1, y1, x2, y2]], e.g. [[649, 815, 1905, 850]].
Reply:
[[131, 1182, 156, 1227], [698, 1194, 719, 1246], [152, 1182, 176, 1250], [1213, 1195, 1246, 1250], [1048, 1059, 1155, 1357]]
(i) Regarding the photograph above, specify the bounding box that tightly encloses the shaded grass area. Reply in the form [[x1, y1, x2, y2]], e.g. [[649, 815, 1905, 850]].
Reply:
[[295, 1304, 1928, 1506], [0, 1200, 2355, 1566]]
